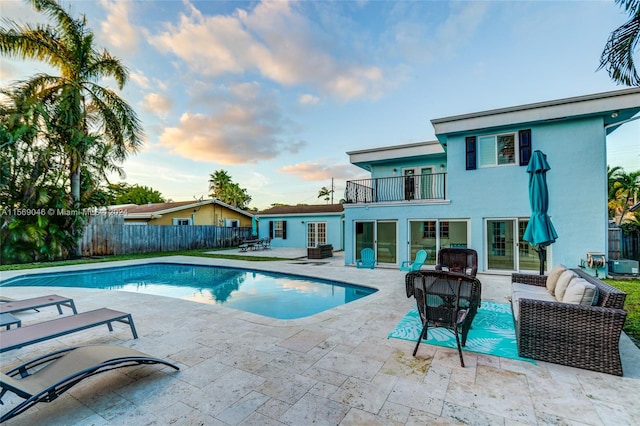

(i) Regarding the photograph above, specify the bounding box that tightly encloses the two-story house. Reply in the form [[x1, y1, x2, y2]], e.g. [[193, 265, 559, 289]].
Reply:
[[343, 88, 640, 274]]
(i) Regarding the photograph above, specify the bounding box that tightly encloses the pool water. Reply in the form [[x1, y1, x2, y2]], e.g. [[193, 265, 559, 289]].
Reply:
[[0, 263, 377, 319]]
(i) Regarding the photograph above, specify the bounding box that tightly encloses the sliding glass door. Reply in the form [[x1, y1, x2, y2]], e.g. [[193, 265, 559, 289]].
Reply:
[[486, 218, 542, 272], [354, 220, 397, 265]]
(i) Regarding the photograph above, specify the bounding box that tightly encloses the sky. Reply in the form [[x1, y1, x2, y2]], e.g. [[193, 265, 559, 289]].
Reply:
[[1, 0, 639, 210]]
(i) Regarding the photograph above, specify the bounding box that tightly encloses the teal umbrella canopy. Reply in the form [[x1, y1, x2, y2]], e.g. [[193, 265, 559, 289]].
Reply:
[[523, 150, 558, 274]]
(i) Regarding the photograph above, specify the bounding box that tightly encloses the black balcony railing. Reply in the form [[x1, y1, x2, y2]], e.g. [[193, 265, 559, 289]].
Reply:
[[344, 173, 446, 204]]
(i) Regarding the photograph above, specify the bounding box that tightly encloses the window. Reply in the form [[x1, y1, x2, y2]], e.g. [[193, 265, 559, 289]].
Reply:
[[271, 220, 287, 239], [172, 218, 191, 225], [439, 221, 449, 239], [478, 133, 516, 167], [422, 221, 436, 238], [307, 222, 327, 247]]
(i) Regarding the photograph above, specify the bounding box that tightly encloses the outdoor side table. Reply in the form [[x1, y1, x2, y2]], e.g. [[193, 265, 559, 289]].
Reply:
[[0, 313, 22, 330]]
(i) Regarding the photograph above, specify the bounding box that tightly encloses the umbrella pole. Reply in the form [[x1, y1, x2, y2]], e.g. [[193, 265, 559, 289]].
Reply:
[[536, 247, 546, 275]]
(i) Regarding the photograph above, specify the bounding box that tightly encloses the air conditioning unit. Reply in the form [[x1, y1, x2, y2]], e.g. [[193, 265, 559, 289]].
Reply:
[[609, 259, 639, 275]]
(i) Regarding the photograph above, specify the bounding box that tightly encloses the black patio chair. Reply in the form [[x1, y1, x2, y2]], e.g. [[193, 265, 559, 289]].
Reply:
[[435, 248, 478, 278], [405, 270, 482, 367]]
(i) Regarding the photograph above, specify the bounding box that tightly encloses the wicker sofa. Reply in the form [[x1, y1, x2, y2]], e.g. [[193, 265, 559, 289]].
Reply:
[[511, 266, 627, 376]]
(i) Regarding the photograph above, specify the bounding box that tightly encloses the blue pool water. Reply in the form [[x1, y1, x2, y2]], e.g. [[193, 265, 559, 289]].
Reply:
[[0, 263, 377, 319]]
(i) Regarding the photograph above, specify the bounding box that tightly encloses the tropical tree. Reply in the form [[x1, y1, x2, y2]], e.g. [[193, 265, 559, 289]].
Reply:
[[599, 0, 640, 86], [114, 185, 166, 205], [0, 90, 82, 263], [0, 0, 144, 206], [208, 169, 252, 209], [208, 169, 232, 199], [609, 167, 640, 226], [318, 186, 332, 204]]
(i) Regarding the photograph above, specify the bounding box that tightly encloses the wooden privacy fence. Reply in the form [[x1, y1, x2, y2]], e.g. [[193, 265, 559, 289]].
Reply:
[[608, 227, 640, 261], [79, 215, 252, 256]]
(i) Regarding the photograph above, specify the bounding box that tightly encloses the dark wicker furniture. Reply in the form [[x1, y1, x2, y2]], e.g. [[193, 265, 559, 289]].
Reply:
[[405, 270, 482, 367], [307, 244, 333, 259], [435, 248, 478, 277], [511, 268, 627, 376]]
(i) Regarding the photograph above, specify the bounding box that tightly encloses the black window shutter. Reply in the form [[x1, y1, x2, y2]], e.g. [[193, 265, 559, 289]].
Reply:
[[282, 221, 287, 239], [269, 221, 273, 238], [465, 136, 477, 170], [519, 129, 532, 166]]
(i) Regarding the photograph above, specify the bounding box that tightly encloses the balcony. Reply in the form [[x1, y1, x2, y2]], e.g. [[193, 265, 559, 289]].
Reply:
[[345, 173, 446, 204]]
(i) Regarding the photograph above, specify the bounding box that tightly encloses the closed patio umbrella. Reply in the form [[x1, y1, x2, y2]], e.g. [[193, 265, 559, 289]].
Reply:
[[523, 150, 558, 275]]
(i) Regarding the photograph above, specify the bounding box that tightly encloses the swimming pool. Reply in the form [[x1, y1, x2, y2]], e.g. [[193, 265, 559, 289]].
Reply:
[[0, 263, 377, 319]]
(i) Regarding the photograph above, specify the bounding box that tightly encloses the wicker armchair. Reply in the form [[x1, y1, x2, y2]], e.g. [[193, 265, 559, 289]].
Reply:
[[435, 248, 478, 277], [405, 270, 482, 367], [511, 268, 627, 376]]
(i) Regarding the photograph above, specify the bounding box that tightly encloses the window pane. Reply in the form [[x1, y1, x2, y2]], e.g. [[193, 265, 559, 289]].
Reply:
[[478, 136, 495, 167], [497, 134, 515, 165]]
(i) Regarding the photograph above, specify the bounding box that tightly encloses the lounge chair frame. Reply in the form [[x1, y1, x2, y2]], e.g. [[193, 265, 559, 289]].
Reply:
[[0, 294, 77, 316], [0, 345, 179, 422], [0, 308, 138, 353]]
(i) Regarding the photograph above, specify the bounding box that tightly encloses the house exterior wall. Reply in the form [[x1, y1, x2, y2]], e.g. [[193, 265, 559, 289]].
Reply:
[[127, 204, 252, 227], [344, 116, 608, 274], [256, 214, 344, 249]]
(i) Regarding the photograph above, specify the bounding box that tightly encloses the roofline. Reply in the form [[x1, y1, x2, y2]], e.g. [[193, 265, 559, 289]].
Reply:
[[431, 88, 640, 124], [256, 212, 344, 218], [146, 199, 253, 217], [431, 88, 640, 136], [346, 140, 440, 156]]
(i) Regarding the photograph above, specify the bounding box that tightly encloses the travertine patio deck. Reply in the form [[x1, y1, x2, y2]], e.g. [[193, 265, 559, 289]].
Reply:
[[1, 251, 639, 425]]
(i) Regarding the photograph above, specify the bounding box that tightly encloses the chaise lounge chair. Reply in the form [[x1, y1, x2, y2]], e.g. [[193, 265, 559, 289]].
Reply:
[[0, 308, 138, 353], [0, 345, 180, 422], [0, 294, 77, 316], [400, 249, 428, 272], [355, 248, 376, 269]]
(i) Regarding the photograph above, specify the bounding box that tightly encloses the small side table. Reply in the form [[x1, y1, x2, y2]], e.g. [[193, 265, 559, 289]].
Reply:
[[0, 312, 21, 330]]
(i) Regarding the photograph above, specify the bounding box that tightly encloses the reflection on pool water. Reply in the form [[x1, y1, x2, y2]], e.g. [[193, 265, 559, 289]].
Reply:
[[0, 263, 377, 319]]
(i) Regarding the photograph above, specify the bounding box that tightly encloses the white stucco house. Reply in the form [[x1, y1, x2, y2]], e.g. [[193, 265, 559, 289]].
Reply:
[[342, 88, 640, 274]]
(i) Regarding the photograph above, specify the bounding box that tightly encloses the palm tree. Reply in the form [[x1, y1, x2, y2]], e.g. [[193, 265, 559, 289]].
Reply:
[[612, 169, 640, 225], [318, 186, 332, 204], [208, 169, 232, 199], [0, 0, 143, 205], [599, 0, 640, 86]]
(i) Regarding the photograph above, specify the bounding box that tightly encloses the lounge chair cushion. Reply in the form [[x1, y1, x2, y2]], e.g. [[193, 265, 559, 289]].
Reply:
[[562, 278, 598, 305], [553, 270, 577, 301], [545, 264, 567, 296]]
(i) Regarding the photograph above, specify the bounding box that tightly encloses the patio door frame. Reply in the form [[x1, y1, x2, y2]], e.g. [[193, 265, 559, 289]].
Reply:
[[484, 217, 546, 273], [403, 166, 435, 200], [354, 220, 397, 265]]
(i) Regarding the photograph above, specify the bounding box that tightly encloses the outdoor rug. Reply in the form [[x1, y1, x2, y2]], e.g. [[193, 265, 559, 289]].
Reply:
[[388, 302, 535, 363]]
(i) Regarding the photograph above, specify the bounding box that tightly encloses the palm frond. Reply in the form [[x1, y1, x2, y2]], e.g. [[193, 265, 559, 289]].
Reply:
[[599, 4, 640, 86]]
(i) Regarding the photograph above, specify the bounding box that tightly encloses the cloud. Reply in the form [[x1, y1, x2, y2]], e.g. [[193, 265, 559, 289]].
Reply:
[[298, 94, 319, 105], [142, 93, 173, 117], [156, 82, 306, 164], [279, 161, 360, 181], [148, 0, 388, 101], [99, 0, 140, 53]]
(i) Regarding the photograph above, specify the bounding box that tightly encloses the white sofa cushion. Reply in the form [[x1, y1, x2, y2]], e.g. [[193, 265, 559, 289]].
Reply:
[[546, 264, 567, 296], [554, 270, 577, 301], [562, 278, 598, 305], [511, 286, 557, 319]]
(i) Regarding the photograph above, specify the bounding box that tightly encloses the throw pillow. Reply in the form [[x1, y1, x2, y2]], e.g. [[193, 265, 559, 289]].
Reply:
[[562, 278, 598, 305], [546, 264, 567, 296], [554, 270, 576, 301]]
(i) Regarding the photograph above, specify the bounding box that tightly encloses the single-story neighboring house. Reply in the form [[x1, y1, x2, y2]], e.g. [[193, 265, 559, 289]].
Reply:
[[113, 199, 253, 227], [255, 204, 344, 250]]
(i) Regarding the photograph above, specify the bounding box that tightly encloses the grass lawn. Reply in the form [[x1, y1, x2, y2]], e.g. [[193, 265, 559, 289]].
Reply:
[[604, 277, 640, 346], [0, 248, 288, 271]]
